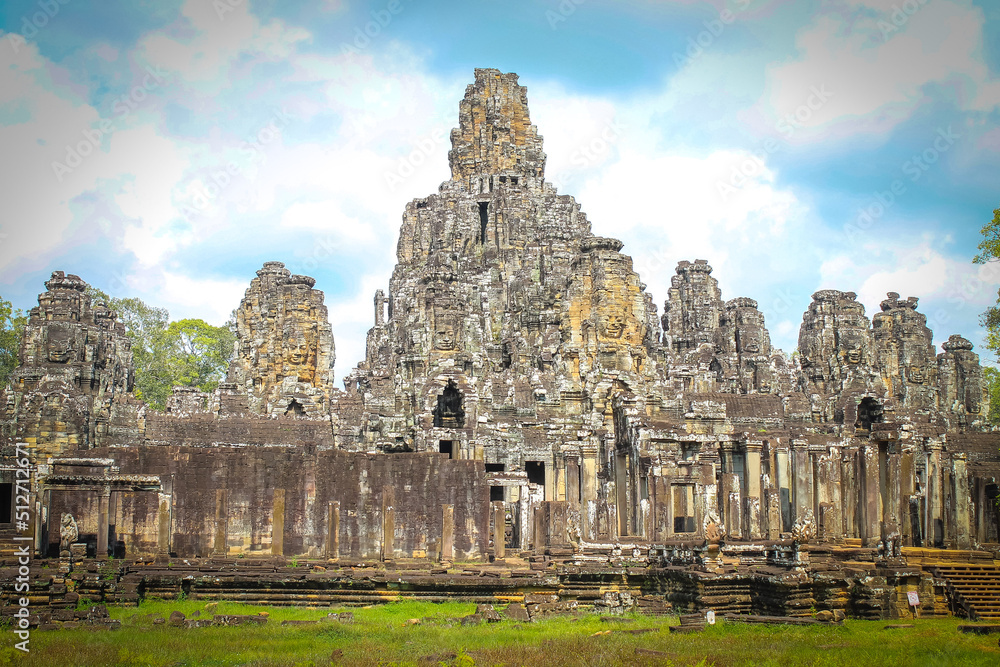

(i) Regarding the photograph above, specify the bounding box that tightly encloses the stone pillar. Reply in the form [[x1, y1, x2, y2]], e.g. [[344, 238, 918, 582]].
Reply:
[[764, 489, 782, 540], [381, 486, 395, 562], [926, 444, 943, 547], [722, 473, 741, 539], [791, 442, 812, 525], [492, 501, 505, 559], [745, 443, 763, 539], [271, 488, 285, 556], [899, 450, 915, 546], [842, 450, 857, 538], [157, 493, 171, 555], [566, 458, 580, 506], [581, 447, 598, 539], [214, 489, 228, 556], [884, 446, 902, 546], [533, 506, 546, 554], [440, 504, 454, 563], [374, 289, 385, 326], [861, 443, 881, 546], [953, 454, 971, 550], [326, 501, 340, 560], [97, 487, 110, 558], [815, 449, 842, 540], [108, 491, 118, 554]]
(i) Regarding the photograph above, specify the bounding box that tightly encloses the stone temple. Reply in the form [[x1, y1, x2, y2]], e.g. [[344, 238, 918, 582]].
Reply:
[[2, 69, 999, 621]]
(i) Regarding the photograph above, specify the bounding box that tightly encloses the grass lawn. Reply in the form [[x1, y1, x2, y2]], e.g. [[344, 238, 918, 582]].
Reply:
[[1, 600, 997, 666]]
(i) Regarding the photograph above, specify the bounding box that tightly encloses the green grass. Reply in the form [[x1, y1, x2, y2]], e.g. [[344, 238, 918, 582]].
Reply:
[[1, 600, 998, 666]]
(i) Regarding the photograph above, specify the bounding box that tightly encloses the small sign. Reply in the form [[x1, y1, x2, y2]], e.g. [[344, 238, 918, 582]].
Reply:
[[706, 610, 716, 625], [907, 591, 920, 606]]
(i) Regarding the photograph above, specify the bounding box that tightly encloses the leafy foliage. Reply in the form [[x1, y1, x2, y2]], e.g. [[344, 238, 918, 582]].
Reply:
[[0, 296, 27, 387], [162, 318, 235, 395], [84, 287, 234, 410], [975, 206, 1000, 427]]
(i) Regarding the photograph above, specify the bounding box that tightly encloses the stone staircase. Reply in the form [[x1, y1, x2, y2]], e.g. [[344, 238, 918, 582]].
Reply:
[[931, 564, 1000, 620]]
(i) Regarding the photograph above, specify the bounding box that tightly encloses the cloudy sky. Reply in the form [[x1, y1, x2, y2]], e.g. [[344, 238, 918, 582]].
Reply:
[[1, 0, 998, 382]]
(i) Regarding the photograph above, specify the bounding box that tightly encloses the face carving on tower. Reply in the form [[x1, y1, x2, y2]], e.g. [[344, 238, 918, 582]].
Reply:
[[602, 315, 625, 340], [46, 325, 76, 363], [434, 317, 458, 351], [907, 365, 927, 385], [284, 338, 311, 381]]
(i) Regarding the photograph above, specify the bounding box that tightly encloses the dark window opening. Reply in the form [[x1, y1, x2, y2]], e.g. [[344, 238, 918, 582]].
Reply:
[[501, 342, 513, 370], [285, 399, 306, 417], [0, 483, 11, 523], [439, 440, 454, 459], [526, 461, 545, 486], [855, 397, 884, 431], [511, 177, 518, 186], [478, 202, 489, 244], [490, 486, 504, 502], [674, 516, 696, 533], [485, 463, 505, 472], [433, 380, 465, 428]]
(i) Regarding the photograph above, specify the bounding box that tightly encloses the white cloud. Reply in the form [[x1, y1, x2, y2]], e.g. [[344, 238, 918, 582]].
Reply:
[[818, 236, 999, 350], [761, 0, 999, 137]]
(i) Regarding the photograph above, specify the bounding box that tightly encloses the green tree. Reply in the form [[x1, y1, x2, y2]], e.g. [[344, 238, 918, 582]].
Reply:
[[87, 287, 172, 409], [84, 288, 235, 410], [974, 206, 1000, 426], [163, 318, 235, 395], [0, 296, 27, 387]]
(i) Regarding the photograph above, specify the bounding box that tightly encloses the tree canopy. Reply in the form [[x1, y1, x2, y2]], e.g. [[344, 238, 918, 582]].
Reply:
[[974, 206, 1000, 426], [85, 287, 234, 410], [0, 296, 27, 388]]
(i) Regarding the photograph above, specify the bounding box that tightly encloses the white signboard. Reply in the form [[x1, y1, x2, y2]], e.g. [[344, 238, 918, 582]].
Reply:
[[907, 591, 919, 606], [706, 610, 716, 625]]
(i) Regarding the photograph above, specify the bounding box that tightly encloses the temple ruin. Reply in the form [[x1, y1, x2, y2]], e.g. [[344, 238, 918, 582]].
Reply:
[[2, 69, 999, 621]]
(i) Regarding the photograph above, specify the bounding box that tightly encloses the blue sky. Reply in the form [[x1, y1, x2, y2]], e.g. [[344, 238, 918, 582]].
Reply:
[[2, 0, 999, 381]]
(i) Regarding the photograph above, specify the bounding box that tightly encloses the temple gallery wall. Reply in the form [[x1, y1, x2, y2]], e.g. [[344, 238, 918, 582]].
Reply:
[[2, 69, 998, 579]]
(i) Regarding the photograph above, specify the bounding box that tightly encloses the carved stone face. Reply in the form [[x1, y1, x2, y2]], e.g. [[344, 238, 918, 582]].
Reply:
[[434, 319, 457, 350], [283, 339, 311, 381], [907, 365, 927, 385], [736, 326, 762, 354], [845, 349, 861, 364], [602, 315, 625, 339], [46, 325, 75, 363]]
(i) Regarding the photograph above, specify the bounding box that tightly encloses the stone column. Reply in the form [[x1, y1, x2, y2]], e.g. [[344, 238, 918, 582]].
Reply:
[[157, 493, 171, 556], [533, 506, 546, 554], [97, 487, 111, 558], [745, 443, 763, 539], [884, 445, 902, 546], [899, 450, 915, 546], [214, 489, 228, 556], [440, 504, 454, 563], [722, 473, 741, 539], [381, 486, 395, 562], [271, 488, 285, 556], [791, 441, 812, 525], [953, 454, 971, 550], [326, 501, 340, 560], [861, 443, 881, 546], [492, 501, 505, 559], [764, 489, 782, 540], [842, 450, 857, 538], [926, 443, 943, 547]]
